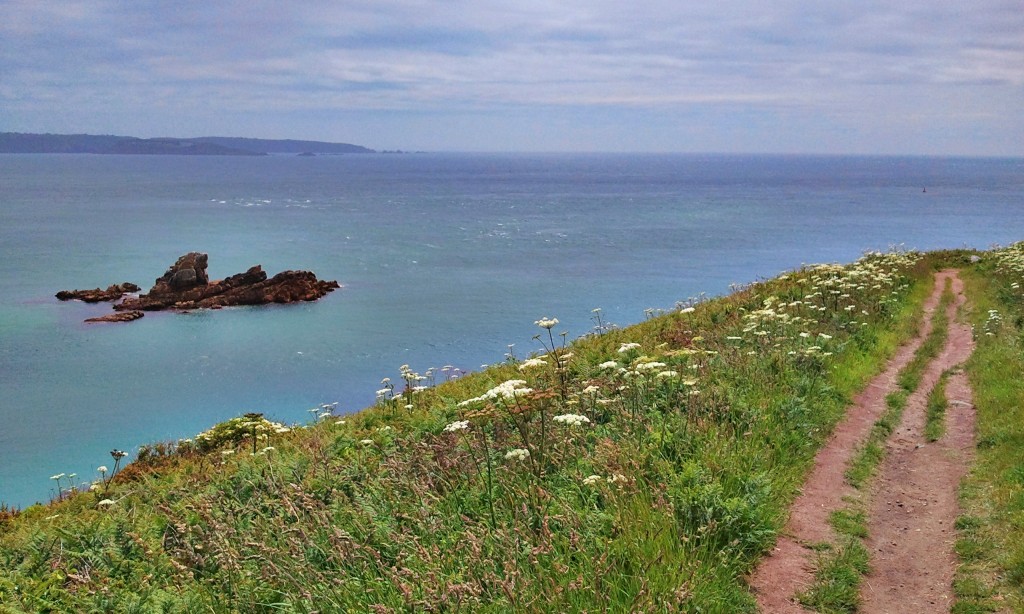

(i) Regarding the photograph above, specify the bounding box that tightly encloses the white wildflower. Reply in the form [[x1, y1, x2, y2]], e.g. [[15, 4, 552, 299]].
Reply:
[[598, 360, 619, 370], [443, 420, 470, 433], [617, 342, 641, 353], [553, 413, 591, 427], [535, 317, 559, 329], [582, 474, 602, 486], [505, 448, 530, 461], [519, 357, 548, 370]]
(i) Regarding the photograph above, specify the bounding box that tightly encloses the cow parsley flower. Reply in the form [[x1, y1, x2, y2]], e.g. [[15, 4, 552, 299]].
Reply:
[[535, 317, 559, 329], [553, 413, 591, 427], [582, 474, 602, 486], [518, 357, 548, 370], [443, 420, 470, 433], [617, 342, 641, 353], [505, 448, 530, 461]]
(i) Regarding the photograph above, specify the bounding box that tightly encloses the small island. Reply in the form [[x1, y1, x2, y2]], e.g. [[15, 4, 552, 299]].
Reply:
[[57, 252, 339, 323]]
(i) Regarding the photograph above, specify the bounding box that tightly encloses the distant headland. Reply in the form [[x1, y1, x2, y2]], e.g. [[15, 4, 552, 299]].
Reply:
[[0, 132, 375, 156]]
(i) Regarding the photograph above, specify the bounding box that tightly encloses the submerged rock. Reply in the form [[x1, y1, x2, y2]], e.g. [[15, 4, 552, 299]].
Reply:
[[85, 310, 144, 323], [56, 283, 140, 303]]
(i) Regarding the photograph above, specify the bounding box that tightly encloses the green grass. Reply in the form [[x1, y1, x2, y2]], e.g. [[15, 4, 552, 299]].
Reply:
[[954, 247, 1024, 613], [924, 371, 950, 442], [0, 250, 943, 612]]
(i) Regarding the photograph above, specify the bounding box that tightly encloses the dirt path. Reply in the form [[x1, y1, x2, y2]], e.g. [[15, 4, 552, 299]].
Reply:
[[860, 270, 976, 611], [749, 270, 974, 612]]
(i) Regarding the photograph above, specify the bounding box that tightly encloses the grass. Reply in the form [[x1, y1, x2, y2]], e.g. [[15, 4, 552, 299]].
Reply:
[[0, 249, 950, 612], [801, 267, 957, 612], [924, 371, 950, 443], [954, 245, 1024, 613]]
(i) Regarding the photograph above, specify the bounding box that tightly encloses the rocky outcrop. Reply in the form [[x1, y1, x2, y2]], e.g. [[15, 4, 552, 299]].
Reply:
[[113, 253, 339, 313], [56, 283, 140, 303], [58, 253, 339, 323], [85, 310, 144, 323]]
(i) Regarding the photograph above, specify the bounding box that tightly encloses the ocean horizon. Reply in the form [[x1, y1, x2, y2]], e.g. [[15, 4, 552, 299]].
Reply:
[[2, 152, 1023, 508]]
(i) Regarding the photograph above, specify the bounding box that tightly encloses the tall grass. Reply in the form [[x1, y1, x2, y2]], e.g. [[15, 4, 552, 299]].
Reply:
[[955, 245, 1024, 613], [0, 250, 933, 612]]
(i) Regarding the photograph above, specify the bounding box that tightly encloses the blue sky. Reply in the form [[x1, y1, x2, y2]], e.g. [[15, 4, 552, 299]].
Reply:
[[1, 0, 1021, 154]]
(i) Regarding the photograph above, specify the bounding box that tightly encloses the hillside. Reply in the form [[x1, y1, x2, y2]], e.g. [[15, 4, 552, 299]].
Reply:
[[0, 132, 374, 155], [2, 246, 1023, 611]]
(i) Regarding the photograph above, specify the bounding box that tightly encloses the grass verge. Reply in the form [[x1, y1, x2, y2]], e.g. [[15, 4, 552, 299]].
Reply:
[[954, 247, 1024, 613]]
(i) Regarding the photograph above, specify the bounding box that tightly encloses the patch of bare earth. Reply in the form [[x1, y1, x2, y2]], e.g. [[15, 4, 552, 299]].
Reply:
[[860, 270, 976, 612], [749, 270, 974, 613]]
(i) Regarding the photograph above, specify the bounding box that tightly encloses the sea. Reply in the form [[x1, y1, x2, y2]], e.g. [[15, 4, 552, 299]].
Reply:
[[1, 152, 1022, 508]]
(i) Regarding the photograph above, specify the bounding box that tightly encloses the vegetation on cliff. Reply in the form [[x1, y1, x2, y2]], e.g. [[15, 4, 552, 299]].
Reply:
[[2, 246, 1021, 612]]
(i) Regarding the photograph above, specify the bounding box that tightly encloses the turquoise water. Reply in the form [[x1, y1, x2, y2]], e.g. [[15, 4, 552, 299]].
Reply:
[[1, 152, 1022, 507]]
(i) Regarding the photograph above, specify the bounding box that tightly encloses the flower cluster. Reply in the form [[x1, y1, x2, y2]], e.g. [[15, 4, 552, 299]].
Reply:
[[552, 413, 590, 427], [458, 380, 534, 407]]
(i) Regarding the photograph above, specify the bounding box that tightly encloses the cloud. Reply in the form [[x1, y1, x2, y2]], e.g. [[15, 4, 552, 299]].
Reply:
[[1, 0, 1021, 153]]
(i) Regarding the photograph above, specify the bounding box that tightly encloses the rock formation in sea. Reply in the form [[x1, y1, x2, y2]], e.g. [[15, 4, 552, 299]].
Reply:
[[56, 283, 141, 303], [114, 252, 340, 312], [58, 252, 339, 322]]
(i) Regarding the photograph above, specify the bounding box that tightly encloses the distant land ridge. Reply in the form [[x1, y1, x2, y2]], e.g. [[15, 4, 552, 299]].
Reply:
[[0, 132, 375, 155]]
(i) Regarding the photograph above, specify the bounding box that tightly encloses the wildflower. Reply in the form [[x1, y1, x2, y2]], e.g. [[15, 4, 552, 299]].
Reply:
[[656, 370, 679, 379], [261, 446, 275, 454], [519, 357, 547, 370], [97, 499, 116, 507], [360, 439, 374, 445], [617, 342, 641, 353], [535, 317, 559, 329], [221, 450, 235, 456], [443, 420, 470, 433], [553, 413, 591, 427], [818, 333, 833, 340], [50, 473, 65, 481], [89, 483, 101, 492], [607, 473, 628, 484], [582, 474, 602, 486], [679, 306, 696, 314], [97, 465, 108, 473], [581, 385, 600, 394], [598, 360, 619, 370], [505, 448, 530, 461], [634, 361, 667, 371]]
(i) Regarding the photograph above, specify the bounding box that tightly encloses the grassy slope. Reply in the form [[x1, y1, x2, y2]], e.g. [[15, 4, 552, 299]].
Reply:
[[0, 251, 939, 612], [956, 245, 1024, 613]]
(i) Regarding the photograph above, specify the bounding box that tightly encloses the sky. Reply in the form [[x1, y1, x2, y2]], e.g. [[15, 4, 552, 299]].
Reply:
[[1, 0, 1022, 155]]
